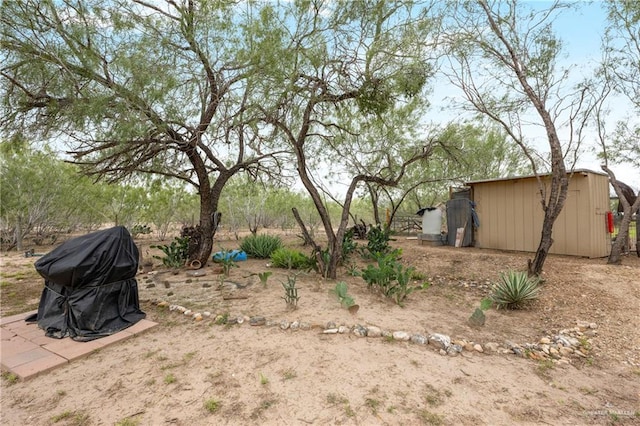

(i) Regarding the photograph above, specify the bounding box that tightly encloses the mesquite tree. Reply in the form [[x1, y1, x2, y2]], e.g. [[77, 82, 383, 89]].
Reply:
[[1, 1, 287, 266], [597, 0, 640, 261], [442, 0, 596, 276], [246, 0, 440, 279]]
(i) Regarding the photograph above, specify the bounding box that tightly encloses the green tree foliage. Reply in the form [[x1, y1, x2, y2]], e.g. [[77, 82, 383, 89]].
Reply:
[[365, 122, 533, 222], [143, 181, 196, 240], [219, 176, 346, 237], [249, 0, 441, 278], [0, 141, 107, 248], [436, 123, 533, 183], [0, 0, 288, 265], [102, 184, 148, 230], [602, 0, 640, 169]]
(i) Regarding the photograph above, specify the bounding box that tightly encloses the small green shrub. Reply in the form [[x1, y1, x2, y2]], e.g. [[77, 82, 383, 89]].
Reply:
[[240, 234, 283, 258], [259, 372, 269, 385], [361, 252, 397, 290], [361, 224, 393, 258], [151, 236, 190, 268], [479, 297, 493, 311], [257, 271, 272, 287], [346, 263, 360, 276], [215, 312, 229, 325], [342, 229, 358, 262], [360, 250, 415, 305], [270, 247, 313, 270], [392, 262, 416, 305], [115, 418, 140, 426], [330, 281, 355, 308], [50, 410, 90, 425], [490, 270, 540, 309], [1, 371, 19, 385], [203, 398, 221, 414]]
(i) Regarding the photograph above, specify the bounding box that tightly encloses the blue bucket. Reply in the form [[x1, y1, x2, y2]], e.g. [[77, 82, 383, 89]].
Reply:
[[212, 249, 247, 262]]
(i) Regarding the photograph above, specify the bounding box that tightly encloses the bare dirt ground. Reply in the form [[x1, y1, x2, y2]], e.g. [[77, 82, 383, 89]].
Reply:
[[1, 230, 639, 425]]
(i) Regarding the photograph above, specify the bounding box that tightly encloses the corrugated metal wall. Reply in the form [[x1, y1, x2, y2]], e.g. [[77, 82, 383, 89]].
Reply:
[[470, 172, 610, 258]]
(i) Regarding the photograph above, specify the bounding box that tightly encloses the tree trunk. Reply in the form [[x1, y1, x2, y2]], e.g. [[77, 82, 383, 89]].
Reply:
[[602, 167, 640, 264], [609, 211, 633, 264], [327, 237, 342, 280], [528, 223, 552, 276], [527, 168, 568, 276], [190, 173, 231, 268], [608, 197, 640, 264], [289, 114, 339, 278], [192, 211, 221, 266], [636, 212, 640, 257], [367, 183, 381, 225], [292, 208, 318, 249], [15, 215, 23, 252], [292, 207, 331, 276]]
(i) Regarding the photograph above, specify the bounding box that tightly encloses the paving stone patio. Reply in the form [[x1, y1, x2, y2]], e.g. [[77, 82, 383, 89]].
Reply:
[[0, 311, 157, 380]]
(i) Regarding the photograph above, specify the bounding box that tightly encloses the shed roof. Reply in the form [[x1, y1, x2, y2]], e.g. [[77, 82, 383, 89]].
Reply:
[[465, 169, 607, 186]]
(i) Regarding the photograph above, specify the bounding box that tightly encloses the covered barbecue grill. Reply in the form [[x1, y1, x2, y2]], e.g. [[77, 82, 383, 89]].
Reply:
[[30, 226, 145, 341]]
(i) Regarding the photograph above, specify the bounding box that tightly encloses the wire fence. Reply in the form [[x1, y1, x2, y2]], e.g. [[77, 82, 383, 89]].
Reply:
[[388, 214, 421, 235]]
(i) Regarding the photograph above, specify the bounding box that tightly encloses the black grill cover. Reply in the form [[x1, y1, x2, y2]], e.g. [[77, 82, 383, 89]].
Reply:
[[32, 226, 145, 341]]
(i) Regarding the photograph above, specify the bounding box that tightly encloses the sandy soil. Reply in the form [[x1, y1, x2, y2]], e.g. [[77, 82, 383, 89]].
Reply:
[[1, 232, 639, 425]]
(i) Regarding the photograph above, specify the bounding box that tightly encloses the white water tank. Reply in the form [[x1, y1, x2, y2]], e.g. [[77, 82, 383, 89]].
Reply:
[[421, 207, 442, 235]]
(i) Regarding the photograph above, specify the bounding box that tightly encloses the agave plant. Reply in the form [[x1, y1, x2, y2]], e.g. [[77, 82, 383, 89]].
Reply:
[[490, 270, 540, 310], [240, 234, 283, 258]]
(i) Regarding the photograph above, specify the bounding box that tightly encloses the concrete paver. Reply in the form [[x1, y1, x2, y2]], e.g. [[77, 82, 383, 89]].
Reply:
[[0, 311, 157, 380]]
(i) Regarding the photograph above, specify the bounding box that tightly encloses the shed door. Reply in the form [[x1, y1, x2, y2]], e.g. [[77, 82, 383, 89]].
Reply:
[[446, 198, 473, 246]]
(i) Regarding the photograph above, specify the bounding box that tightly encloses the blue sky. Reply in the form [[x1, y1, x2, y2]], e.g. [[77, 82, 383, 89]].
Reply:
[[546, 0, 637, 189], [553, 1, 606, 56]]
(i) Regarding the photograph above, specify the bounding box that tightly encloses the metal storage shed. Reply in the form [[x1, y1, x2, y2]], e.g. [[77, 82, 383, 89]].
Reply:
[[465, 169, 611, 258]]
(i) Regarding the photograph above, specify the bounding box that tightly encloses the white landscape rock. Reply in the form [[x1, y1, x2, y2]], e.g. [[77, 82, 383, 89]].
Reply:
[[428, 333, 451, 350], [410, 334, 428, 345], [158, 298, 601, 366], [352, 325, 368, 337], [392, 331, 411, 341], [484, 342, 500, 353], [367, 326, 382, 338]]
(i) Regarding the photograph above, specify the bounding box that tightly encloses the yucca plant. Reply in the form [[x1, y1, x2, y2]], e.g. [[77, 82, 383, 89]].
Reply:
[[240, 234, 283, 258], [490, 270, 540, 310]]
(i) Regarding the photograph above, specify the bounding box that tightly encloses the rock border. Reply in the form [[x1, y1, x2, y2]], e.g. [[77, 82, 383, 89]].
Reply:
[[152, 300, 595, 365]]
